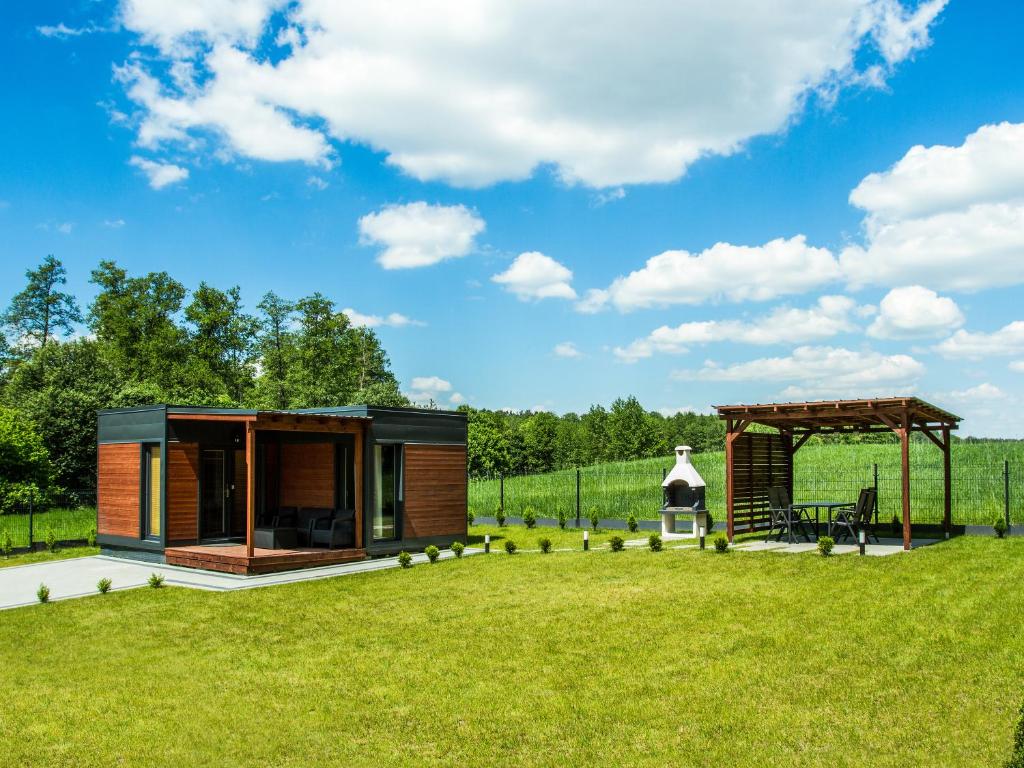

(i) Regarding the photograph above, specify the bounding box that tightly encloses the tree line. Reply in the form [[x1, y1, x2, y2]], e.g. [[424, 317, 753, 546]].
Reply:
[[0, 256, 406, 499]]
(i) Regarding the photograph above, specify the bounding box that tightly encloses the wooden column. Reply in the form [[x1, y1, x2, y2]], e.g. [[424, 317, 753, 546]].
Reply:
[[354, 426, 364, 550], [725, 419, 735, 543], [246, 422, 256, 558], [900, 411, 911, 552], [942, 426, 952, 536]]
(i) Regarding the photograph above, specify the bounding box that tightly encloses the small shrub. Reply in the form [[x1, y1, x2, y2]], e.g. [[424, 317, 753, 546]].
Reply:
[[817, 536, 835, 557], [424, 545, 440, 563], [398, 551, 413, 568], [504, 539, 518, 555], [626, 514, 638, 533], [713, 534, 729, 553], [495, 505, 506, 527], [648, 533, 663, 552], [522, 507, 537, 529], [37, 583, 50, 603], [1, 531, 13, 558], [994, 517, 1009, 539], [451, 541, 465, 558], [704, 512, 714, 534], [609, 535, 625, 552], [589, 507, 600, 531], [97, 577, 112, 594], [538, 537, 552, 554], [557, 508, 568, 530], [466, 508, 475, 526], [148, 572, 165, 589], [890, 514, 901, 535], [45, 528, 58, 553], [87, 528, 97, 548]]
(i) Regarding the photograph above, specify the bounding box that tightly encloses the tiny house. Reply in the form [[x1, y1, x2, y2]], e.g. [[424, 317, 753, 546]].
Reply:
[[96, 405, 467, 574]]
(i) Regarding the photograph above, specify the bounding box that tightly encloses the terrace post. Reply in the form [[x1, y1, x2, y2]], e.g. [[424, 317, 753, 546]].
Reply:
[[725, 420, 735, 543], [245, 422, 256, 558]]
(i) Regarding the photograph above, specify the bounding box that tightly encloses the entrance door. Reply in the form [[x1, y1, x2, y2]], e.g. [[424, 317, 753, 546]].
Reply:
[[201, 449, 229, 539]]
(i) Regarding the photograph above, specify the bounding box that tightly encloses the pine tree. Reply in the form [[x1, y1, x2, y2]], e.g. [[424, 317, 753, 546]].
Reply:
[[2, 255, 82, 351]]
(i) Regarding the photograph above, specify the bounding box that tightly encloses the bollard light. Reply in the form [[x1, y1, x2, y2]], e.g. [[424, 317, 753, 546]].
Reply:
[[484, 534, 490, 554], [699, 525, 706, 551], [583, 530, 589, 551], [858, 529, 866, 556]]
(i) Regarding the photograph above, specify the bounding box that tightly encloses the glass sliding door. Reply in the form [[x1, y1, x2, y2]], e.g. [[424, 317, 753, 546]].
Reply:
[[373, 444, 401, 541], [144, 444, 161, 540]]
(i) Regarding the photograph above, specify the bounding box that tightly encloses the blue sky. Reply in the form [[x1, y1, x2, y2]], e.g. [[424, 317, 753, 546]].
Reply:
[[2, 1, 1024, 435]]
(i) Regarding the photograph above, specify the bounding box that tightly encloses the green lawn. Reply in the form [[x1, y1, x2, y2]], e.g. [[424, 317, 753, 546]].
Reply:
[[470, 442, 1024, 526], [469, 522, 651, 551], [0, 546, 98, 569], [1, 533, 1022, 766]]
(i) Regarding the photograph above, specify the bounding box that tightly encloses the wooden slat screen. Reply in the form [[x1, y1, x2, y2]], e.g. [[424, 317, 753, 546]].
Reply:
[[403, 445, 467, 539], [731, 432, 792, 533], [97, 443, 141, 538]]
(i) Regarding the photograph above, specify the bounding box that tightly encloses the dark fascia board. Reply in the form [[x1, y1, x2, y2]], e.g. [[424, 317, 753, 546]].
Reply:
[[299, 405, 467, 419]]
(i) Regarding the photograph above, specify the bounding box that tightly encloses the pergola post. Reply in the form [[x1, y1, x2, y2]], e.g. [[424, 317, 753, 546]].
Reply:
[[724, 418, 750, 543], [942, 426, 952, 537], [899, 410, 911, 552], [245, 421, 256, 558]]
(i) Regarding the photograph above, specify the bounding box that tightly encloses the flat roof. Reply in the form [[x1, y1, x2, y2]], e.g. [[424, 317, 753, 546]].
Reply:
[[715, 396, 960, 432]]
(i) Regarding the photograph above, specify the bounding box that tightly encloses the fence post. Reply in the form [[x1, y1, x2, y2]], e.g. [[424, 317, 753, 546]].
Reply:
[[499, 473, 504, 516], [28, 487, 34, 550], [1005, 459, 1011, 532], [873, 463, 879, 524], [575, 468, 581, 528]]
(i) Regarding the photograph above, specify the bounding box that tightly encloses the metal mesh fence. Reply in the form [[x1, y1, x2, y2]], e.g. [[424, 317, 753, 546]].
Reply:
[[0, 491, 97, 550], [469, 459, 1020, 526]]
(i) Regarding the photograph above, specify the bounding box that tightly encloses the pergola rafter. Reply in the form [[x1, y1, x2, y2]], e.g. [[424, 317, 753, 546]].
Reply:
[[716, 397, 961, 551]]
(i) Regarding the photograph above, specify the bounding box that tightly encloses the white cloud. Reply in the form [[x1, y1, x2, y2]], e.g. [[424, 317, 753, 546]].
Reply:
[[866, 285, 964, 339], [358, 202, 484, 269], [934, 321, 1024, 360], [691, 345, 924, 399], [306, 175, 329, 191], [130, 156, 189, 189], [588, 235, 840, 313], [841, 122, 1024, 290], [553, 342, 582, 358], [406, 375, 453, 404], [593, 187, 626, 207], [615, 295, 858, 363], [492, 252, 576, 301], [342, 308, 424, 328], [449, 392, 465, 405], [942, 382, 1007, 402], [56, 222, 74, 235], [103, 218, 126, 228], [1011, 361, 1024, 373], [37, 22, 104, 38], [116, 1, 944, 188]]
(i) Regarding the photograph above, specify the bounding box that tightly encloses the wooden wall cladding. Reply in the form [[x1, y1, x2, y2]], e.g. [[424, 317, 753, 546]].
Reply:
[[166, 443, 199, 542], [97, 443, 141, 538], [280, 442, 335, 508], [403, 445, 467, 539], [731, 432, 792, 533]]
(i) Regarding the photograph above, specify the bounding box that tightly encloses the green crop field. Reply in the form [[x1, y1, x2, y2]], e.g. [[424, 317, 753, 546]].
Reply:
[[2, 529, 1023, 766], [470, 442, 1024, 526]]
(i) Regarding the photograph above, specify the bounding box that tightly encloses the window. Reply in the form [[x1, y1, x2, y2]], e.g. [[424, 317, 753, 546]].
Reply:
[[373, 444, 401, 541], [144, 444, 161, 539]]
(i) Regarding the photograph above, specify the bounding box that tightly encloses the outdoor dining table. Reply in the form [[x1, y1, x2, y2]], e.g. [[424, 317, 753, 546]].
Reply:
[[790, 501, 852, 539]]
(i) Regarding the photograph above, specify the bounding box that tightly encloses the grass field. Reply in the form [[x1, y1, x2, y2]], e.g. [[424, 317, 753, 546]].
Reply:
[[0, 546, 98, 569], [1, 528, 1023, 766], [470, 442, 1024, 526], [0, 506, 97, 548]]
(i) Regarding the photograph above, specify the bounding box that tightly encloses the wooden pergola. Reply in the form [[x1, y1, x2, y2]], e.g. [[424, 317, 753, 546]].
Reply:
[[716, 397, 961, 551]]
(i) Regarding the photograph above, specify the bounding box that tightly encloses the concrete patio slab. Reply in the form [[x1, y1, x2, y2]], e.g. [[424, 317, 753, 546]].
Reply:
[[732, 536, 942, 556], [0, 548, 479, 611]]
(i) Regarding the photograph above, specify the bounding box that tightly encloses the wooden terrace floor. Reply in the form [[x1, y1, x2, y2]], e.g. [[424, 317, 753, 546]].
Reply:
[[165, 544, 367, 575]]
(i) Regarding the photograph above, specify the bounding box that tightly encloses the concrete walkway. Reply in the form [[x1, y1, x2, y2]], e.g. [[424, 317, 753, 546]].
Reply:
[[0, 549, 478, 611], [732, 536, 941, 556]]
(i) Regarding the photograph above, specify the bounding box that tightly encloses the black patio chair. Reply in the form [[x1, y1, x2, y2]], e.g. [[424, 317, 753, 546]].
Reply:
[[829, 488, 879, 544], [765, 486, 812, 543], [309, 509, 356, 549]]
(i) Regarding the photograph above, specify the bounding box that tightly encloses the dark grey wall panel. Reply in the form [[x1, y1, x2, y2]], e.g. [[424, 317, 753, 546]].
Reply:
[[97, 406, 166, 444]]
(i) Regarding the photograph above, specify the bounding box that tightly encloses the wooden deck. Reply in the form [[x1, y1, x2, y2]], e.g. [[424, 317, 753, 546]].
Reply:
[[164, 544, 367, 575]]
